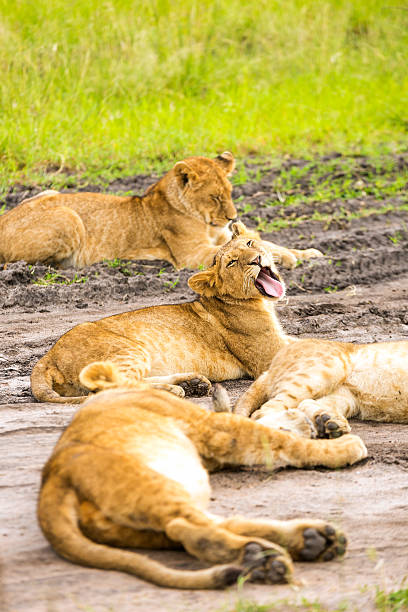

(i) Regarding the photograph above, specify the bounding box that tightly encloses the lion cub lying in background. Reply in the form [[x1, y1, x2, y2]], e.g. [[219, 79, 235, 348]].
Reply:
[[38, 364, 365, 589], [0, 152, 321, 269]]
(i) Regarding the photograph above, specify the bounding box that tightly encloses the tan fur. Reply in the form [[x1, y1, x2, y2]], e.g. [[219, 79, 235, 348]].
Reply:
[[31, 222, 294, 403], [0, 152, 322, 269], [38, 367, 365, 589], [233, 315, 408, 438]]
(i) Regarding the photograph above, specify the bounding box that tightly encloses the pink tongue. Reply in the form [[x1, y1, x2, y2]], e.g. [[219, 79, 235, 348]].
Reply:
[[256, 269, 284, 297]]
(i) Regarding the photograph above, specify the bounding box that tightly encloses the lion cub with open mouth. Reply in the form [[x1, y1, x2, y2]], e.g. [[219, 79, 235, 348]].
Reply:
[[31, 221, 297, 403], [38, 365, 365, 589]]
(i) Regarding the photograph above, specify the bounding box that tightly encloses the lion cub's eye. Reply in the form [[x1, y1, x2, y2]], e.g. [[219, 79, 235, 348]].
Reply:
[[226, 259, 238, 267], [247, 240, 254, 247]]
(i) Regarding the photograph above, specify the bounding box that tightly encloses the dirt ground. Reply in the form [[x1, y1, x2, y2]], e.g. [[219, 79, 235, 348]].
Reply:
[[1, 156, 408, 612]]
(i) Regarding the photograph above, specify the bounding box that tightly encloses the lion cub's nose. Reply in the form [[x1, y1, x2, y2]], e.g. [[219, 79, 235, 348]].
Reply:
[[250, 255, 262, 266]]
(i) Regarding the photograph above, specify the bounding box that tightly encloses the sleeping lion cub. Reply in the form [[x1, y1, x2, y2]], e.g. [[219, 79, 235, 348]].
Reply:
[[0, 152, 321, 269], [31, 221, 301, 403], [38, 366, 365, 589], [233, 305, 408, 439]]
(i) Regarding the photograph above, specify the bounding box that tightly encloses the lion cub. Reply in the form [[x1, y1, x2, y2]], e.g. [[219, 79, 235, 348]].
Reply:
[[31, 222, 299, 403], [233, 312, 408, 438], [0, 152, 320, 269], [38, 363, 365, 589]]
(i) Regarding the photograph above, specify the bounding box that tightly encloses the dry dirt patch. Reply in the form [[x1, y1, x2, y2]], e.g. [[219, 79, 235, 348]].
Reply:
[[1, 156, 408, 612]]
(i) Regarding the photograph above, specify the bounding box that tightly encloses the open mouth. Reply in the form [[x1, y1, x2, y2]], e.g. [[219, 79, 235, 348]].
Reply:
[[254, 267, 284, 298]]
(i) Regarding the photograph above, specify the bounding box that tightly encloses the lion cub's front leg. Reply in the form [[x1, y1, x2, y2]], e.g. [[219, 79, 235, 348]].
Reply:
[[235, 340, 355, 438], [260, 241, 323, 269]]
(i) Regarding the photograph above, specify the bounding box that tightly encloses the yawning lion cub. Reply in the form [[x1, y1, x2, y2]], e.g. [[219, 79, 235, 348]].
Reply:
[[31, 221, 295, 403], [0, 152, 321, 269], [38, 368, 365, 589]]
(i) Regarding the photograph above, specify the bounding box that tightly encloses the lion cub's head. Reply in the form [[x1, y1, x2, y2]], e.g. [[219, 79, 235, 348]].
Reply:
[[166, 152, 237, 226], [189, 222, 286, 301]]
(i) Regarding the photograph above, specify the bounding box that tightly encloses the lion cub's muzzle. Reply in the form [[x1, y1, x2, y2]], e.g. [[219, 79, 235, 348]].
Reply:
[[252, 259, 285, 299]]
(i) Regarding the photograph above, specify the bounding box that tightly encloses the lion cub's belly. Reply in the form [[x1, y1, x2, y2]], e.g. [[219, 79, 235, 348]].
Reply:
[[347, 343, 408, 420], [125, 425, 211, 510], [144, 333, 246, 380]]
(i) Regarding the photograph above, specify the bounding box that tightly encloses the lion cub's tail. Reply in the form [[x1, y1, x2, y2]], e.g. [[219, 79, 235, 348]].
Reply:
[[31, 357, 86, 404], [79, 361, 151, 392], [38, 476, 242, 589], [212, 383, 232, 412]]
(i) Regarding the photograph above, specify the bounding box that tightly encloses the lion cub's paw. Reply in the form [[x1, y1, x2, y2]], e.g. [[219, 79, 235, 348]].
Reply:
[[298, 525, 347, 562], [300, 248, 324, 261], [314, 412, 351, 439], [331, 434, 368, 465], [241, 542, 292, 584], [179, 375, 212, 397], [253, 406, 318, 439]]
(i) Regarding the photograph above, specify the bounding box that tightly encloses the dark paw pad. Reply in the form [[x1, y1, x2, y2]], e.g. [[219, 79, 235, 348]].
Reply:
[[179, 378, 211, 397], [242, 543, 290, 585], [299, 525, 347, 562], [299, 528, 327, 561], [315, 413, 345, 439], [217, 565, 243, 587], [265, 559, 288, 584]]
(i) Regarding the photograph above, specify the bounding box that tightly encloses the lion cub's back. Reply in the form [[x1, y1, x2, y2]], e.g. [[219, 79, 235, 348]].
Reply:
[[347, 341, 408, 420]]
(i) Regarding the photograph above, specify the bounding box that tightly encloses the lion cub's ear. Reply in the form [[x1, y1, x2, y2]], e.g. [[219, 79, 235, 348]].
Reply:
[[188, 268, 218, 297], [214, 151, 235, 176], [174, 161, 199, 186], [231, 220, 250, 238]]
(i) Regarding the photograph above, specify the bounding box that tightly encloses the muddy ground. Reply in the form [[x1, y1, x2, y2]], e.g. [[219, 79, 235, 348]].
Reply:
[[1, 155, 408, 612]]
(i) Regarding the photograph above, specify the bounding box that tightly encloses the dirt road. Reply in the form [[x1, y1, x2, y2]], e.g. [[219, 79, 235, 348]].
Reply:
[[1, 155, 407, 611]]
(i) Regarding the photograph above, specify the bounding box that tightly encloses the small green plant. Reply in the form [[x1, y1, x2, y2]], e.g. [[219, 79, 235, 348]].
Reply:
[[103, 258, 132, 276], [33, 271, 88, 285], [0, 203, 6, 215], [157, 267, 166, 276], [324, 285, 338, 293], [239, 202, 254, 214], [388, 232, 403, 245], [375, 586, 408, 612], [164, 277, 180, 290]]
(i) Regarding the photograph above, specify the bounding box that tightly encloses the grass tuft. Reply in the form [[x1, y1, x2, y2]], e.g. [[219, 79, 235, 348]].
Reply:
[[0, 0, 408, 187]]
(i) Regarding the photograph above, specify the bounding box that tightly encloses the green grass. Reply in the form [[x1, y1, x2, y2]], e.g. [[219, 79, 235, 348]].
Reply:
[[375, 587, 408, 612], [32, 270, 88, 285], [1, 0, 408, 188], [218, 587, 408, 612]]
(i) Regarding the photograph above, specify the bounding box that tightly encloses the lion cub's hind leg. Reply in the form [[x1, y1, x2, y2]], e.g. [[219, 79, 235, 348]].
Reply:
[[218, 517, 347, 563], [165, 517, 292, 584], [0, 200, 86, 266], [145, 373, 212, 397]]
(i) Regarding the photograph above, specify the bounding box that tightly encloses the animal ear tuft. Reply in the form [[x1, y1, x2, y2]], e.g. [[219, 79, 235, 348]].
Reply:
[[188, 268, 217, 296], [174, 161, 199, 186], [214, 151, 235, 176], [79, 361, 123, 391]]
